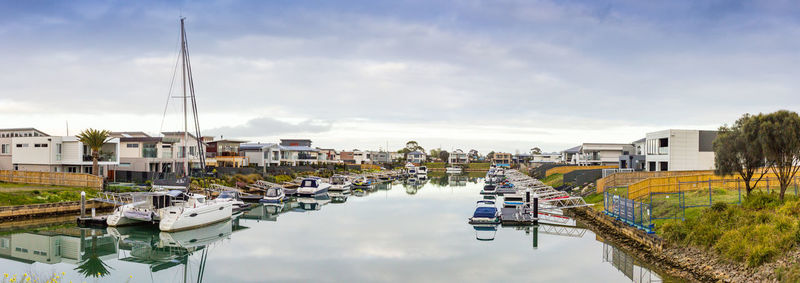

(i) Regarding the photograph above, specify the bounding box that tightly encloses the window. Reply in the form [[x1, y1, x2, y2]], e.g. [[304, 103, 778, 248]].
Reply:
[[127, 143, 139, 148], [1, 144, 8, 154], [34, 143, 48, 148], [143, 144, 157, 158], [16, 144, 28, 148], [67, 167, 78, 173]]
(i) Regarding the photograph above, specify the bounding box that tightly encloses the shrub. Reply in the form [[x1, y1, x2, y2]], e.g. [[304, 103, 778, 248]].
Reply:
[[748, 245, 776, 267], [744, 193, 781, 210], [660, 220, 688, 243], [711, 202, 728, 212], [274, 175, 293, 183]]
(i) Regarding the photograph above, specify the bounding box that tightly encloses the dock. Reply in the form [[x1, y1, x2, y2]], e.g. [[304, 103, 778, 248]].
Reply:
[[496, 169, 591, 226]]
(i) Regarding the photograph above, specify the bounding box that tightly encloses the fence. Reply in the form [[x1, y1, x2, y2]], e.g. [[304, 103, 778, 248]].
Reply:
[[596, 170, 714, 193], [545, 165, 617, 177], [604, 192, 654, 233], [0, 170, 102, 189], [627, 173, 796, 200]]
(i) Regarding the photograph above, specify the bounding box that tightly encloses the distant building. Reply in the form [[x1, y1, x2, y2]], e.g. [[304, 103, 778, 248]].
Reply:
[[531, 153, 561, 163], [448, 149, 469, 164], [566, 143, 635, 166], [619, 138, 646, 171], [407, 151, 426, 164], [560, 145, 581, 164], [340, 151, 355, 164], [645, 129, 717, 171], [279, 139, 322, 166], [512, 153, 531, 164], [161, 132, 206, 171], [318, 148, 339, 162], [240, 143, 281, 168], [492, 152, 512, 165], [111, 132, 181, 178], [10, 135, 120, 176], [205, 139, 248, 168], [369, 151, 392, 164]]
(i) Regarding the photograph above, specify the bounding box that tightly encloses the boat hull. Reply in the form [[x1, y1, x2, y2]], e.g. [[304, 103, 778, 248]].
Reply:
[[159, 201, 233, 232]]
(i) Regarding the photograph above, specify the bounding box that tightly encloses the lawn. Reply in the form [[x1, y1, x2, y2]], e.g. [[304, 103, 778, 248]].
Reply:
[[541, 173, 563, 187], [0, 182, 98, 206]]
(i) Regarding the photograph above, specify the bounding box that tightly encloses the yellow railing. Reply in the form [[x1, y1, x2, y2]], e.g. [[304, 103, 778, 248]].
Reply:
[[545, 165, 617, 177], [626, 172, 789, 200], [597, 170, 714, 192]]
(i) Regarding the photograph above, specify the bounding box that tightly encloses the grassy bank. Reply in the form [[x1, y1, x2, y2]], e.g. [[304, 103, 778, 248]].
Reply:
[[659, 192, 800, 271], [541, 173, 563, 187], [0, 182, 98, 206]]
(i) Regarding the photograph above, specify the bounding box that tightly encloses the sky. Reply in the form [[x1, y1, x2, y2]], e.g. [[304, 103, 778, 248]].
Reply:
[[2, 0, 800, 154]]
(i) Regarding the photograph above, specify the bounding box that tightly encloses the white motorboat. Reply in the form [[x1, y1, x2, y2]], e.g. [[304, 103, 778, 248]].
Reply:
[[260, 186, 286, 204], [158, 191, 233, 232], [469, 200, 500, 224], [215, 190, 251, 213], [329, 175, 352, 192], [296, 177, 331, 196], [417, 166, 428, 176]]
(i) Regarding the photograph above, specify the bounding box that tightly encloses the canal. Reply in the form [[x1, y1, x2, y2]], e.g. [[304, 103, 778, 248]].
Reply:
[[0, 174, 665, 282]]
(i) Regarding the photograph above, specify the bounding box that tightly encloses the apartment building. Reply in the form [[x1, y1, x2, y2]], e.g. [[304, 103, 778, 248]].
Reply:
[[205, 139, 249, 168], [111, 132, 182, 179], [406, 151, 426, 164], [279, 139, 323, 166], [568, 143, 635, 166], [645, 129, 717, 171], [492, 152, 512, 165], [161, 132, 205, 171]]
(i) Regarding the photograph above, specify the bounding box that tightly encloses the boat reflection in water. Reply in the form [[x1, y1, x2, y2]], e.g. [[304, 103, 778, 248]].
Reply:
[[329, 192, 349, 204], [241, 202, 296, 222], [294, 194, 332, 212]]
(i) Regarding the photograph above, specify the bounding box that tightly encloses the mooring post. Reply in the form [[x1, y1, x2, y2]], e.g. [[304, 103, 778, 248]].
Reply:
[[532, 224, 539, 249], [80, 191, 86, 218], [533, 193, 539, 225]]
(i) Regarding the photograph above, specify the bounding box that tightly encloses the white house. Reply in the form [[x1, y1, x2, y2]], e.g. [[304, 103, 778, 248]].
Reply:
[[407, 151, 426, 164], [531, 153, 561, 163], [240, 143, 281, 168], [0, 128, 50, 171], [10, 135, 120, 176], [645, 129, 717, 171], [571, 143, 635, 166]]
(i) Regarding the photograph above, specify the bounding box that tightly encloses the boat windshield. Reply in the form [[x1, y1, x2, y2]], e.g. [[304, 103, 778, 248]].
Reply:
[[301, 180, 317, 187], [266, 188, 280, 197], [332, 177, 345, 184], [218, 191, 235, 199]]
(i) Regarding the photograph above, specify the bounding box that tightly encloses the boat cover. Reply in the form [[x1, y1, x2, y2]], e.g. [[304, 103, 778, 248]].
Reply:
[[473, 207, 498, 218]]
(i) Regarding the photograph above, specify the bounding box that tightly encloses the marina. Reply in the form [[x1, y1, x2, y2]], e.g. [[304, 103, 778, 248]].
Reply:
[[0, 173, 665, 282]]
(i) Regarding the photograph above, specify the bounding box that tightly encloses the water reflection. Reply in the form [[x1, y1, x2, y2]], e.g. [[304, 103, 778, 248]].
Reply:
[[0, 176, 667, 282], [602, 241, 663, 283]]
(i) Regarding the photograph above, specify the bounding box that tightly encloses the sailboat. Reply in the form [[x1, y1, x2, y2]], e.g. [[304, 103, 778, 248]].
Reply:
[[159, 18, 233, 232]]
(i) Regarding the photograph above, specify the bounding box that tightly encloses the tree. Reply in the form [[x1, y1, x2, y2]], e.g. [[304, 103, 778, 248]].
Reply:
[[758, 110, 800, 201], [530, 147, 542, 155], [487, 151, 495, 160], [713, 114, 765, 196], [439, 150, 450, 163], [77, 128, 111, 176]]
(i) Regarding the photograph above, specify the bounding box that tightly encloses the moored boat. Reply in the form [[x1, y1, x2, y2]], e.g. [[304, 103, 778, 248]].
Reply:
[[158, 191, 233, 232], [260, 186, 286, 204], [469, 200, 500, 224], [296, 177, 331, 196]]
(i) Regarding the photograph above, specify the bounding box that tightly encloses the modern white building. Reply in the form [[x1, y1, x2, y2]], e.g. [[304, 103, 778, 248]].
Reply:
[[0, 128, 50, 171], [568, 143, 635, 166], [645, 129, 717, 171], [240, 143, 281, 168], [10, 135, 120, 176], [531, 153, 562, 163], [161, 132, 206, 171], [406, 151, 426, 164]]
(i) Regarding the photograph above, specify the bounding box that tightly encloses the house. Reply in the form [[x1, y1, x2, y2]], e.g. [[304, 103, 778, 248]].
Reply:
[[318, 148, 339, 162], [240, 143, 281, 168], [448, 149, 469, 165], [512, 153, 531, 164], [10, 135, 120, 176], [161, 132, 206, 171], [619, 138, 646, 171], [645, 129, 717, 171], [205, 139, 248, 168], [369, 151, 392, 164], [531, 153, 562, 163], [560, 145, 581, 164], [340, 151, 355, 164], [0, 128, 50, 171], [279, 139, 322, 166], [406, 151, 426, 164], [570, 143, 635, 166], [492, 152, 512, 165], [111, 132, 182, 179]]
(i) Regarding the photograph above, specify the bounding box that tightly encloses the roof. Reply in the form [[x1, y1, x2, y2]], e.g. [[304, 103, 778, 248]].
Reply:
[[207, 139, 248, 144], [0, 128, 49, 136], [279, 145, 319, 152], [408, 151, 424, 155], [239, 143, 278, 151], [161, 132, 199, 139], [110, 131, 150, 138], [280, 139, 312, 142], [562, 145, 581, 153], [632, 138, 646, 144]]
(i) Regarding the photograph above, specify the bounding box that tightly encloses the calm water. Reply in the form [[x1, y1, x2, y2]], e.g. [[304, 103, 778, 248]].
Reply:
[[0, 175, 665, 282]]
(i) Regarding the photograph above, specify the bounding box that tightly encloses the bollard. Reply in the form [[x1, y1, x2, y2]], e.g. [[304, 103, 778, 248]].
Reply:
[[80, 191, 86, 218], [532, 224, 539, 249], [533, 193, 539, 225]]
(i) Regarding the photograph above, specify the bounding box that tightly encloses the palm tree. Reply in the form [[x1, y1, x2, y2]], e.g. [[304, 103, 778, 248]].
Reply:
[[77, 128, 111, 176]]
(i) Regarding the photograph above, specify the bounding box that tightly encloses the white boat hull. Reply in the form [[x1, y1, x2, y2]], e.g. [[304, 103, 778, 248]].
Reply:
[[159, 201, 233, 232]]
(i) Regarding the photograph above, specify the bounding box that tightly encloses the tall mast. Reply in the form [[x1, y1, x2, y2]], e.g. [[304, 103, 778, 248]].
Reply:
[[181, 18, 189, 177]]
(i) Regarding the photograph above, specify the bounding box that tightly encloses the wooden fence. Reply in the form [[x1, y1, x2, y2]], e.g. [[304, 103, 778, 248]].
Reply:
[[545, 165, 617, 177], [0, 170, 103, 189], [596, 170, 714, 192]]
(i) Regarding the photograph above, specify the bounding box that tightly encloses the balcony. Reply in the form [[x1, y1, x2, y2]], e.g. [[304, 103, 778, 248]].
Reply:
[[82, 152, 117, 162], [658, 147, 669, 155], [143, 147, 158, 158], [297, 154, 317, 160]]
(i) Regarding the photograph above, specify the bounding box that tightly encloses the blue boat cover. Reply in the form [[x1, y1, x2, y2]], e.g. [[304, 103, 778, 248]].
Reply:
[[473, 207, 498, 218]]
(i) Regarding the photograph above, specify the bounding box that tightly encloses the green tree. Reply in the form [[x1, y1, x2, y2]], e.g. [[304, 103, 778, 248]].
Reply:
[[487, 151, 495, 160], [758, 110, 800, 201], [76, 128, 112, 176], [439, 150, 450, 163], [530, 147, 542, 155], [713, 114, 765, 196]]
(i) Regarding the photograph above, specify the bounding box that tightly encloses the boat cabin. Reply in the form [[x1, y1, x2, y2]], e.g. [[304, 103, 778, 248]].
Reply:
[[331, 175, 349, 185], [300, 178, 321, 188]]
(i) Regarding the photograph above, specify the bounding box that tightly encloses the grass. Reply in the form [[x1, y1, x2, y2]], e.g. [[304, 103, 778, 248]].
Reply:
[[541, 173, 563, 187], [659, 192, 800, 268], [467, 163, 491, 170], [0, 183, 99, 206]]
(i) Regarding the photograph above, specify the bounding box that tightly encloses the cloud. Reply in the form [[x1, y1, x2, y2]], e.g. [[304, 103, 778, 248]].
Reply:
[[205, 117, 332, 138]]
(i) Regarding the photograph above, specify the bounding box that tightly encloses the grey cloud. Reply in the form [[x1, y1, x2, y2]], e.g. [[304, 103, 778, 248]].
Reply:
[[204, 117, 332, 137]]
